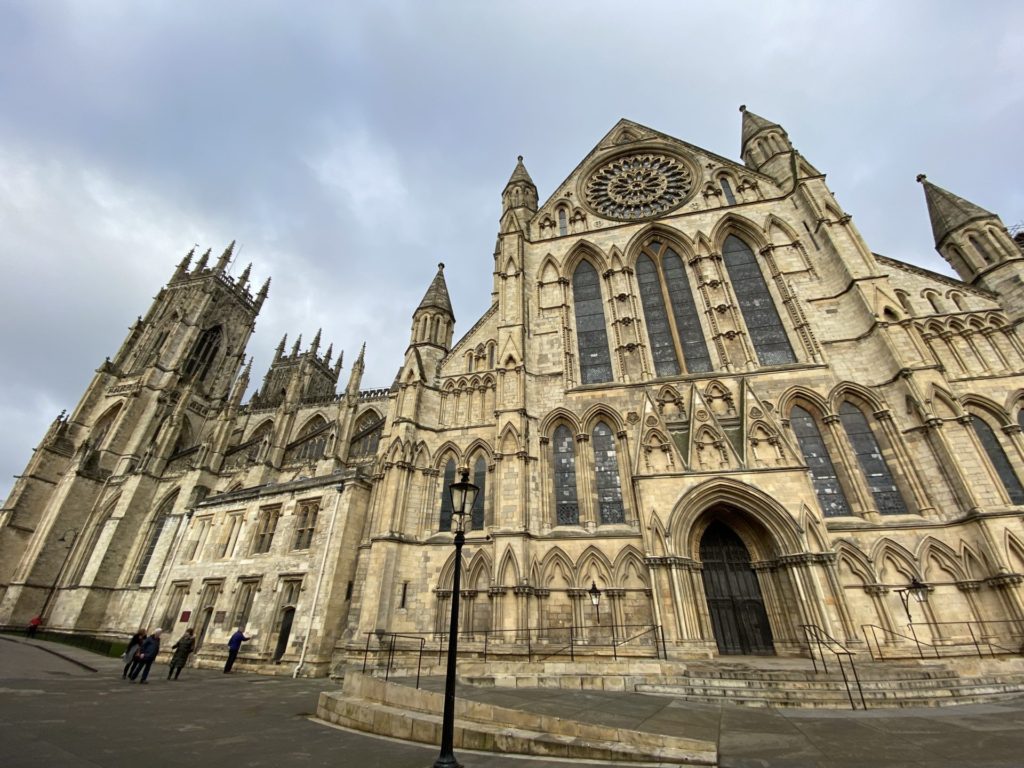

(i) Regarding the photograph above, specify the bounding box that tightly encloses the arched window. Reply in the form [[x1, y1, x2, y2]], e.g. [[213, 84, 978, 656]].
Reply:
[[790, 406, 851, 517], [552, 425, 579, 525], [91, 404, 123, 452], [722, 235, 795, 365], [924, 292, 942, 313], [895, 291, 914, 315], [719, 177, 737, 206], [438, 459, 456, 531], [969, 234, 994, 265], [950, 293, 967, 311], [183, 325, 222, 383], [558, 207, 568, 236], [350, 412, 384, 459], [284, 416, 329, 464], [471, 456, 486, 530], [635, 240, 712, 376], [838, 402, 907, 514], [572, 261, 613, 384], [592, 422, 624, 524], [972, 416, 1024, 504], [131, 491, 178, 585], [246, 421, 273, 463], [1018, 408, 1024, 433]]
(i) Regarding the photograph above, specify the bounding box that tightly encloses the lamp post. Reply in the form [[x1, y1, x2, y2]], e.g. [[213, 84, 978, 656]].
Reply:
[[433, 468, 479, 768], [894, 577, 929, 623], [40, 528, 78, 620], [588, 580, 602, 625]]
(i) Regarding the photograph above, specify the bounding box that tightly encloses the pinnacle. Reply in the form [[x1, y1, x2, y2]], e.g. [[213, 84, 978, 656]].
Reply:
[[740, 105, 783, 145], [504, 155, 535, 190], [919, 175, 997, 247], [415, 262, 454, 318]]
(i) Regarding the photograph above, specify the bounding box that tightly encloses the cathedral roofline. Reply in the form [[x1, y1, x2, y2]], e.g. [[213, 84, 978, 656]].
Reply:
[[873, 252, 998, 299], [918, 174, 999, 248]]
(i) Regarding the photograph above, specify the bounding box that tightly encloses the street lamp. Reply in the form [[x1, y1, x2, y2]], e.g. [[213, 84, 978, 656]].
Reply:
[[433, 468, 479, 768], [895, 577, 929, 623], [588, 581, 602, 625]]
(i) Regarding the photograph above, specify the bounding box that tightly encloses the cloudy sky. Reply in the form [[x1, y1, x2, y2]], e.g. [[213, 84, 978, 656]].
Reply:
[[0, 1, 1021, 500]]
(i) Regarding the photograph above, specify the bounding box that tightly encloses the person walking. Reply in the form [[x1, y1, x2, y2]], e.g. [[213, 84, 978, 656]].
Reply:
[[223, 627, 250, 673], [26, 615, 42, 639], [122, 629, 146, 679], [167, 628, 195, 680], [128, 628, 162, 684]]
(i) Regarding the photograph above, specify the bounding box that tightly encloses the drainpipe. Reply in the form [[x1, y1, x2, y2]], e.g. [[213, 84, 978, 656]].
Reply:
[[293, 482, 344, 678]]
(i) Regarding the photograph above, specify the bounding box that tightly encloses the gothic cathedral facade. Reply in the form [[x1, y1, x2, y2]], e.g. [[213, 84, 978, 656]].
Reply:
[[3, 109, 1024, 675]]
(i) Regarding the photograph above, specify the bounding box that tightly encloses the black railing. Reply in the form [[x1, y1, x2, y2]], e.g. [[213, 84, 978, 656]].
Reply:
[[862, 619, 1024, 661], [800, 624, 866, 710], [362, 632, 426, 688]]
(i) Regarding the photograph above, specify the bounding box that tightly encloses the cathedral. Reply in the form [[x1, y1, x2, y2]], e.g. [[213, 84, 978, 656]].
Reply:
[[3, 108, 1024, 677]]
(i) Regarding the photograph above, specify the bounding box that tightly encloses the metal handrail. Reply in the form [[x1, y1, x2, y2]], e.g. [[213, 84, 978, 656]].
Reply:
[[362, 632, 426, 688], [862, 619, 1024, 661], [800, 624, 866, 710]]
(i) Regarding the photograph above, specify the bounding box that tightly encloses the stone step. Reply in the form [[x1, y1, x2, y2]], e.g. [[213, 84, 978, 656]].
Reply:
[[317, 672, 717, 765]]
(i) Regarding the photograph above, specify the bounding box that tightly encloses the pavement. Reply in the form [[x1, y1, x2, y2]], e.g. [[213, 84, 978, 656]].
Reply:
[[2, 635, 1024, 768]]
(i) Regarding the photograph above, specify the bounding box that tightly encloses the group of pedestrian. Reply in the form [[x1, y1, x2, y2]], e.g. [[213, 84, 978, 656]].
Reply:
[[119, 625, 251, 682]]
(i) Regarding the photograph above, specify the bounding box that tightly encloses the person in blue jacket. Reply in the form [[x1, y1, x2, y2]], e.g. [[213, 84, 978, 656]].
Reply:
[[223, 627, 250, 673], [128, 628, 162, 684]]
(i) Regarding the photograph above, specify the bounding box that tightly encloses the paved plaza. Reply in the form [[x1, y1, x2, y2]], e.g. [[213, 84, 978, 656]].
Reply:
[[2, 636, 1024, 767]]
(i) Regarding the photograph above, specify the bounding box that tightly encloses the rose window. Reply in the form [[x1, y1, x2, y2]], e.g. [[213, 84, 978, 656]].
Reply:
[[585, 153, 694, 220]]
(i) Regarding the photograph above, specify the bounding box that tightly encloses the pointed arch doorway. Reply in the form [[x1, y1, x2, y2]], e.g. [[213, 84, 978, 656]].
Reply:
[[700, 521, 775, 655]]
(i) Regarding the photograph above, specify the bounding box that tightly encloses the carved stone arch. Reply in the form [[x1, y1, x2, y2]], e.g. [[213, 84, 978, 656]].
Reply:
[[562, 240, 611, 277], [871, 539, 920, 583], [612, 545, 650, 589], [984, 312, 1006, 329], [528, 560, 542, 588], [828, 381, 888, 415], [576, 545, 614, 588], [960, 542, 988, 580], [643, 427, 670, 447], [1003, 388, 1024, 416], [538, 253, 562, 282], [834, 540, 875, 585], [469, 375, 482, 390], [797, 504, 829, 552], [497, 548, 521, 587], [503, 256, 517, 276], [437, 547, 469, 590], [608, 246, 625, 271], [692, 231, 714, 257], [965, 316, 987, 333], [456, 377, 469, 392], [917, 536, 965, 582], [580, 404, 625, 433], [466, 549, 493, 588], [948, 318, 967, 334], [498, 423, 521, 454], [922, 318, 946, 336], [539, 407, 582, 436], [762, 213, 802, 246], [293, 412, 329, 439], [464, 438, 493, 462], [929, 384, 966, 419], [709, 212, 771, 254], [668, 477, 804, 561], [1005, 532, 1024, 574], [621, 222, 696, 267], [703, 380, 736, 416], [961, 394, 1011, 425], [246, 418, 275, 442], [432, 441, 463, 470], [649, 518, 668, 556], [385, 437, 407, 464], [539, 547, 576, 589]]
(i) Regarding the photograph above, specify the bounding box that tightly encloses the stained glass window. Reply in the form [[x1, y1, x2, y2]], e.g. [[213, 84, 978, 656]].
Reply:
[[593, 422, 625, 524], [558, 208, 568, 236], [183, 325, 222, 383], [972, 417, 1024, 504], [439, 459, 456, 531], [471, 457, 486, 530], [722, 235, 796, 365], [720, 178, 737, 206], [132, 493, 177, 585], [839, 403, 907, 515], [790, 406, 851, 517], [663, 248, 713, 373], [636, 254, 679, 376], [553, 426, 579, 525], [573, 262, 613, 384]]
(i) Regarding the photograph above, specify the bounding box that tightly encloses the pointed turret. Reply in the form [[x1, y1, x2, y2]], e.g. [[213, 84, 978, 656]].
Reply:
[[275, 333, 287, 361], [310, 328, 322, 355], [334, 349, 344, 376], [192, 248, 211, 273], [346, 343, 365, 398], [237, 262, 252, 289], [916, 174, 1023, 317], [323, 343, 333, 366], [215, 240, 235, 272], [501, 155, 538, 216], [416, 262, 454, 317], [738, 105, 796, 186], [918, 175, 998, 249], [255, 277, 270, 311], [291, 334, 302, 356], [409, 263, 455, 354], [172, 247, 194, 281]]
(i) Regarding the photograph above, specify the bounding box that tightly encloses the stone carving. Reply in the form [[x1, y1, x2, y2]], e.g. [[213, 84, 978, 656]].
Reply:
[[585, 153, 694, 220]]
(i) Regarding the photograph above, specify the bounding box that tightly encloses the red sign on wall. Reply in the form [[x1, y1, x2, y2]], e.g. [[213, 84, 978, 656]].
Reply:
[[180, 611, 191, 623]]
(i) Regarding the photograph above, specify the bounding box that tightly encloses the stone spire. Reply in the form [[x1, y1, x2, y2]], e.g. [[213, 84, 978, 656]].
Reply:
[[739, 104, 783, 149], [193, 248, 211, 273], [502, 155, 538, 215], [291, 334, 302, 356], [255, 277, 270, 311], [918, 174, 998, 248], [275, 333, 287, 360], [416, 262, 454, 318], [215, 240, 235, 272], [310, 328, 322, 355], [172, 247, 194, 281], [237, 262, 252, 289]]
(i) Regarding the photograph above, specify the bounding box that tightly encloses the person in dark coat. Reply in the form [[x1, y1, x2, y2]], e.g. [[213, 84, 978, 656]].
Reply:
[[123, 629, 146, 679], [223, 627, 250, 673], [167, 628, 195, 680], [128, 628, 162, 683]]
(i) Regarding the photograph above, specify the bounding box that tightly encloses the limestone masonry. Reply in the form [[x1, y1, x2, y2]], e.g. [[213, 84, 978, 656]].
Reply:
[[3, 109, 1024, 676]]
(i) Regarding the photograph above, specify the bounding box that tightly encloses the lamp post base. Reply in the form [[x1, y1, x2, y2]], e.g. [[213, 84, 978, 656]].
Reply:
[[431, 755, 462, 768]]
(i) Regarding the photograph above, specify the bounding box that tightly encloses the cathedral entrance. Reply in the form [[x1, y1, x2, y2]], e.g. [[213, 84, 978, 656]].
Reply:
[[700, 522, 774, 655], [273, 607, 294, 662]]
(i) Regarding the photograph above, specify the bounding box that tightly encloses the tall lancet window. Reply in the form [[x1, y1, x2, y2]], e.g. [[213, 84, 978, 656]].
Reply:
[[592, 422, 625, 524], [553, 425, 580, 525], [573, 261, 613, 384], [471, 456, 487, 530], [790, 406, 851, 517], [438, 459, 456, 531], [972, 417, 1024, 504], [131, 491, 178, 585], [636, 240, 711, 376], [722, 235, 795, 365], [184, 325, 222, 383], [838, 402, 907, 514]]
